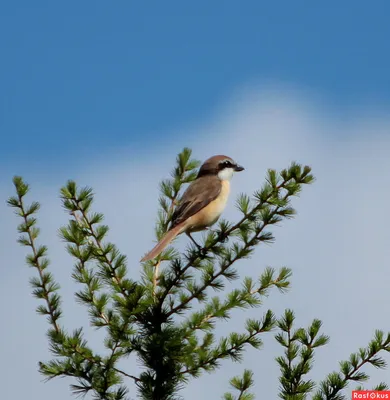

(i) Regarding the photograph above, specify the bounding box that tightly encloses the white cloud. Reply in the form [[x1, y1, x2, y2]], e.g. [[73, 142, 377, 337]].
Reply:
[[1, 84, 390, 399]]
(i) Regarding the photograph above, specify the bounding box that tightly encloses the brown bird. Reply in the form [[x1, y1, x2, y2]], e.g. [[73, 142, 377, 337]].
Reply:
[[140, 155, 244, 262]]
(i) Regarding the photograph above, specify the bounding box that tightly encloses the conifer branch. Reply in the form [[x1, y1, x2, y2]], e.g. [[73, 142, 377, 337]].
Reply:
[[313, 330, 390, 400], [39, 328, 136, 399], [61, 216, 111, 328], [354, 382, 389, 393], [8, 177, 137, 399], [60, 210, 141, 392], [276, 309, 329, 399], [7, 176, 62, 333], [180, 267, 291, 336], [180, 310, 275, 377], [60, 182, 130, 298], [113, 368, 141, 383], [223, 370, 255, 400], [59, 184, 141, 356]]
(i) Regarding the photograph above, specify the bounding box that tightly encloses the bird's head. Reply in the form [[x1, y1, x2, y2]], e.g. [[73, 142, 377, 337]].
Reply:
[[197, 155, 244, 181]]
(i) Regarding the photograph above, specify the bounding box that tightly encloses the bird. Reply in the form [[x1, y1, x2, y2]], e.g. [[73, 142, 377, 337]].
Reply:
[[140, 155, 244, 262]]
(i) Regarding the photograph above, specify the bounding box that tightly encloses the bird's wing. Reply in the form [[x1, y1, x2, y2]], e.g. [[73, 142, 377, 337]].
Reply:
[[170, 176, 221, 228]]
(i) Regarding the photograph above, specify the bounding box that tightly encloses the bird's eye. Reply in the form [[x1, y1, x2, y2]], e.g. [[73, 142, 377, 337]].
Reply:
[[223, 160, 231, 167]]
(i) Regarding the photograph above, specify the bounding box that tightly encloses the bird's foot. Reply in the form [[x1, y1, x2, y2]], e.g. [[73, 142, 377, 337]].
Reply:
[[186, 232, 202, 250]]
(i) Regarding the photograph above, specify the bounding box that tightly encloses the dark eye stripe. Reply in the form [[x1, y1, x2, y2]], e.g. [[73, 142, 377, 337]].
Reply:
[[221, 160, 233, 168]]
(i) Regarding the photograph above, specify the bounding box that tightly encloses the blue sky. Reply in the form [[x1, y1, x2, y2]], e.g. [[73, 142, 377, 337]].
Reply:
[[1, 1, 390, 173], [2, 2, 390, 400]]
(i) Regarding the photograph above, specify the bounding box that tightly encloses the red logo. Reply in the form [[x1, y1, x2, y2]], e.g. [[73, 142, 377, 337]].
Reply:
[[352, 391, 390, 399]]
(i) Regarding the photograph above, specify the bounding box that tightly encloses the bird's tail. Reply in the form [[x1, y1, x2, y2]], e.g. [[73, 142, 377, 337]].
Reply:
[[140, 224, 183, 262]]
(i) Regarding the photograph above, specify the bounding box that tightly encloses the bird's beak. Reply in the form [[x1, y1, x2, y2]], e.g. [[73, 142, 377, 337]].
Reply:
[[234, 164, 245, 172]]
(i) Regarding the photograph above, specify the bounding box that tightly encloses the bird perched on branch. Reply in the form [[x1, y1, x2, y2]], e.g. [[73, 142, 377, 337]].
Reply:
[[141, 155, 244, 262]]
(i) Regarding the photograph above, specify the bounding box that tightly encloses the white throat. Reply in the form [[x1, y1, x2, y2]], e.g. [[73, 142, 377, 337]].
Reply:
[[218, 167, 234, 181]]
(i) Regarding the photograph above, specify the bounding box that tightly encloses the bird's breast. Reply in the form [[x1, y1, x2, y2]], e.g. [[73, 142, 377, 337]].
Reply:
[[186, 180, 230, 232]]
